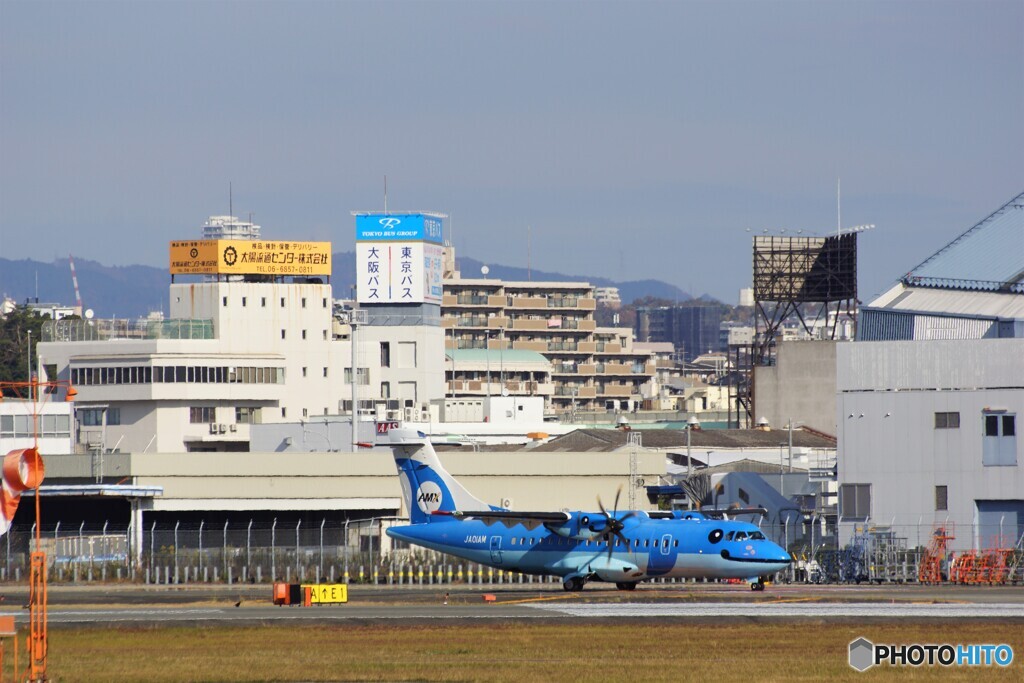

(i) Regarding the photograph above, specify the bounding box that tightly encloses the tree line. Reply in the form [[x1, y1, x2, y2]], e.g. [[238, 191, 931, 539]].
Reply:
[[0, 305, 49, 394]]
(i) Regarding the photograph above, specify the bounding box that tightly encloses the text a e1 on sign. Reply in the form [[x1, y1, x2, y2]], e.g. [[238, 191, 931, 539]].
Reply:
[[302, 583, 348, 604]]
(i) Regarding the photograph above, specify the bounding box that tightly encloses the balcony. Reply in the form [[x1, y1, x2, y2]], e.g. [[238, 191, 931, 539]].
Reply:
[[511, 341, 548, 352], [597, 385, 636, 397], [454, 316, 489, 328], [595, 363, 635, 376], [554, 386, 597, 399]]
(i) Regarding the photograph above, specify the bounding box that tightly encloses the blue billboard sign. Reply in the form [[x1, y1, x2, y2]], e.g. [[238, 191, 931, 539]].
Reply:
[[355, 214, 443, 244]]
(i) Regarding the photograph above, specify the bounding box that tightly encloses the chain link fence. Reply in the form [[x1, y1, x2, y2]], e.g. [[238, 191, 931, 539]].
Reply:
[[0, 519, 1020, 586]]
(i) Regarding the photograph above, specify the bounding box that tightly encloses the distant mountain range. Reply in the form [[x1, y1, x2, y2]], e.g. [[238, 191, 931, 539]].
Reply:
[[0, 254, 697, 318]]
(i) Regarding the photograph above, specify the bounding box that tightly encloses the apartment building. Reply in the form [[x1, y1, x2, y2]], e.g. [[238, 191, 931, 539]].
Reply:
[[442, 278, 656, 413]]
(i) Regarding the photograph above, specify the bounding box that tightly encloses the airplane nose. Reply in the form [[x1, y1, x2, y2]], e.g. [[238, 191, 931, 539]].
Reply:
[[769, 543, 791, 564]]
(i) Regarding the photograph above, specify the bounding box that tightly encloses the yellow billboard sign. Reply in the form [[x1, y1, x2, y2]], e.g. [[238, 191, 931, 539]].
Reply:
[[169, 240, 331, 276], [302, 583, 348, 604]]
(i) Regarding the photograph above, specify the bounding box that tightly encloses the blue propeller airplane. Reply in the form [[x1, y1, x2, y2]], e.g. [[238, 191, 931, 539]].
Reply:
[[384, 429, 792, 592]]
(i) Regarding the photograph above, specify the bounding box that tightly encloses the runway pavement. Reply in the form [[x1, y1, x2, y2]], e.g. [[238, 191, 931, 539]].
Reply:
[[1, 582, 1022, 627]]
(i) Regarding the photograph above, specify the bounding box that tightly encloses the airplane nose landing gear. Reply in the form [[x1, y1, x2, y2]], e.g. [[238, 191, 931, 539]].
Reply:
[[750, 580, 766, 591]]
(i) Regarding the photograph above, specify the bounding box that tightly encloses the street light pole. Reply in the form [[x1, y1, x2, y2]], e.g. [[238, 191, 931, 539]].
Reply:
[[686, 415, 700, 468]]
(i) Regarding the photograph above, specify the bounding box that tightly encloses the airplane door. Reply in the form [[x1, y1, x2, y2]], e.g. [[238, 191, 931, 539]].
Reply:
[[489, 535, 503, 564], [647, 533, 676, 576]]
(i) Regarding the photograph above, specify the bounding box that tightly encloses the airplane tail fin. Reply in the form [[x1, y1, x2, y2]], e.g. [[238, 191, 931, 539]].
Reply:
[[384, 429, 496, 524]]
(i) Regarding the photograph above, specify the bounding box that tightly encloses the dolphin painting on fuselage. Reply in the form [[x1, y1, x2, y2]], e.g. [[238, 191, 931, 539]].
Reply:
[[384, 429, 791, 591]]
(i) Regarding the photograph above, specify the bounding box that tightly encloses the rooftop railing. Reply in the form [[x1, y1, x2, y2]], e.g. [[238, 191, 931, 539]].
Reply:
[[42, 318, 215, 343]]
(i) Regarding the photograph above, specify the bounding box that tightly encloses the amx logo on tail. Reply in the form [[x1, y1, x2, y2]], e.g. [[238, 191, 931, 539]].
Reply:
[[415, 482, 443, 514]]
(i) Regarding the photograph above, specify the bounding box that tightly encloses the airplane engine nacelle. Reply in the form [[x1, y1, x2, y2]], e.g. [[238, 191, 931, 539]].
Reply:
[[545, 512, 607, 540]]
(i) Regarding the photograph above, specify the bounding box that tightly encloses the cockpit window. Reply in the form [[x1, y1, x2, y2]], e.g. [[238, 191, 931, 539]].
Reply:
[[708, 529, 724, 544], [749, 531, 766, 541], [725, 531, 735, 541], [734, 531, 748, 541]]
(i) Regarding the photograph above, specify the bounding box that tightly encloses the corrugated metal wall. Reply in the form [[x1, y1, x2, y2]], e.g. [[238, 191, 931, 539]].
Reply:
[[838, 339, 1024, 392], [858, 310, 913, 340], [859, 309, 1000, 341]]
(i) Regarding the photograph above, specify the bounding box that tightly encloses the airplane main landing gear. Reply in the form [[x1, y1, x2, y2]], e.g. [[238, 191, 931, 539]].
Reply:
[[750, 580, 765, 591], [615, 582, 638, 591], [563, 576, 586, 592]]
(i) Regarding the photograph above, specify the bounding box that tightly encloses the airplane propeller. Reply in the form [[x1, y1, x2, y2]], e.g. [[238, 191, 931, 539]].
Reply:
[[595, 487, 635, 560]]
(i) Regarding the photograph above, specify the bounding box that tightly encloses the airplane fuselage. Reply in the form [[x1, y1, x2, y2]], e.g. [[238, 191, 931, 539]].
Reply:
[[387, 511, 791, 586]]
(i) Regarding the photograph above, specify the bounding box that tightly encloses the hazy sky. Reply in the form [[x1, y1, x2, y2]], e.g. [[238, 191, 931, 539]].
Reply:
[[1, 1, 1021, 303]]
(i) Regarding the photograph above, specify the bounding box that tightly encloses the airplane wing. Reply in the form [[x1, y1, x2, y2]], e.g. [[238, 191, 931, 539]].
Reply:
[[701, 507, 769, 519], [435, 510, 571, 531]]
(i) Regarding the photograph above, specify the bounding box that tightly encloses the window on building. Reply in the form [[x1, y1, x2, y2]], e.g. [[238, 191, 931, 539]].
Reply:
[[242, 297, 247, 307], [934, 412, 960, 429], [381, 381, 390, 399], [344, 368, 370, 385], [983, 412, 1017, 466], [189, 407, 215, 424], [323, 367, 328, 378], [235, 407, 261, 424], [302, 330, 307, 340], [302, 298, 307, 308], [222, 296, 228, 307], [839, 483, 871, 519], [280, 297, 285, 307], [302, 408, 308, 417], [381, 342, 391, 368], [935, 485, 948, 511], [323, 329, 328, 340], [738, 488, 750, 504], [281, 329, 286, 340], [281, 407, 287, 418], [261, 297, 267, 307], [323, 298, 328, 308], [302, 367, 307, 378], [2, 414, 72, 438]]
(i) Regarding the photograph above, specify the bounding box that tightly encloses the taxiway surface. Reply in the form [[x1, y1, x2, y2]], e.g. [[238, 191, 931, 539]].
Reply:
[[2, 583, 1023, 628]]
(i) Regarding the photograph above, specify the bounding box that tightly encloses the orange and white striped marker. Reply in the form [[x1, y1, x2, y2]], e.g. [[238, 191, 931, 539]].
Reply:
[[0, 449, 45, 536]]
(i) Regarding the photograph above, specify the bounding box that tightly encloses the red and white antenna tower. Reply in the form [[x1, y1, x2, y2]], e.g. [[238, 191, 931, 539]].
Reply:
[[68, 253, 84, 314]]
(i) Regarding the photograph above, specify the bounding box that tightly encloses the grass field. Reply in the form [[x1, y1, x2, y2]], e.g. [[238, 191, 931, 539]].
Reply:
[[3, 621, 1018, 682]]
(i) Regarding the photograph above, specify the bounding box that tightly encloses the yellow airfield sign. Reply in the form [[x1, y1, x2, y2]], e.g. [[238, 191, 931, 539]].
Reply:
[[302, 583, 348, 604], [169, 240, 331, 276]]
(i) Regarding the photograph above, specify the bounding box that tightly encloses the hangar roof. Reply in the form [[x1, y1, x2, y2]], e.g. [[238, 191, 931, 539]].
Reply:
[[902, 190, 1024, 293], [530, 428, 835, 452]]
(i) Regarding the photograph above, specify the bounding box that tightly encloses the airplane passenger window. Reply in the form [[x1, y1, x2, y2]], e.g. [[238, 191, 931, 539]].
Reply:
[[674, 540, 678, 548], [708, 529, 724, 544], [510, 538, 516, 546]]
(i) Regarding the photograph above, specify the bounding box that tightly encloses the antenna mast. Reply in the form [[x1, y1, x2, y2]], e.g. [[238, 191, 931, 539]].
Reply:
[[837, 177, 841, 236], [527, 225, 532, 281]]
